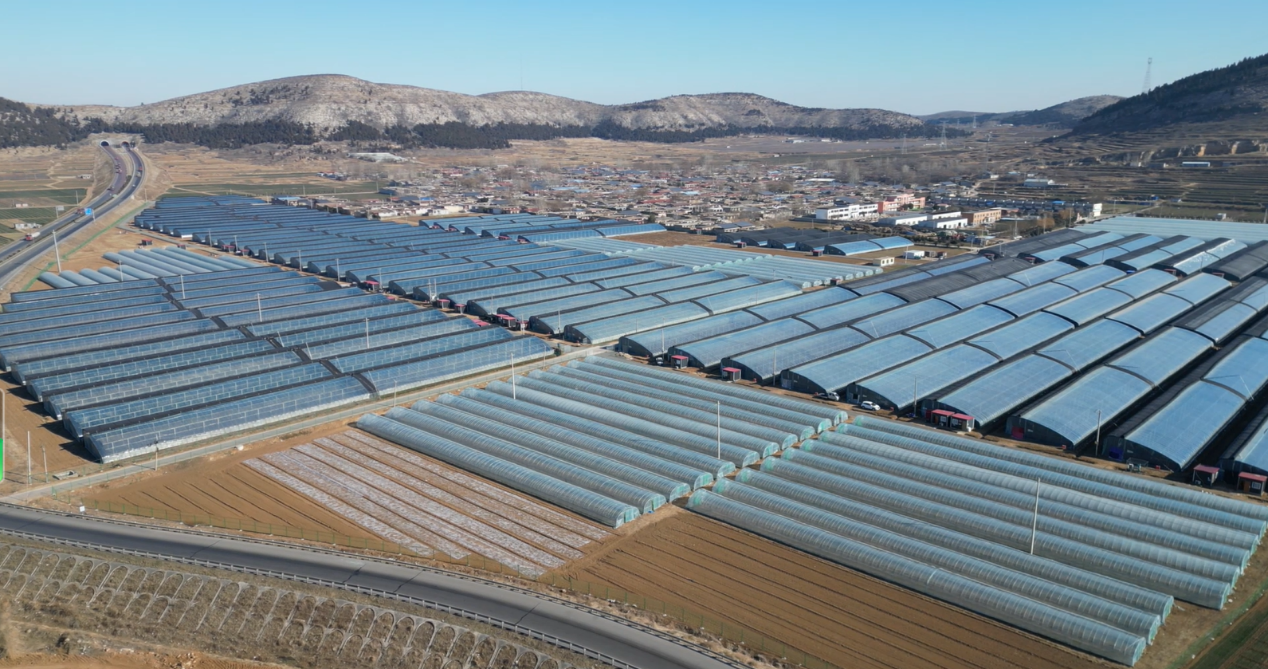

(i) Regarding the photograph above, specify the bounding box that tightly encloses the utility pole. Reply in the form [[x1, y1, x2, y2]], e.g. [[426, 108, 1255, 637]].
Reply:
[[180, 273, 185, 299], [711, 400, 724, 462], [510, 355, 517, 400], [1, 390, 4, 484], [52, 230, 62, 273], [1029, 478, 1041, 554], [154, 442, 159, 471], [1094, 409, 1103, 455], [41, 443, 48, 483], [365, 318, 370, 350], [256, 294, 263, 322], [27, 432, 31, 485]]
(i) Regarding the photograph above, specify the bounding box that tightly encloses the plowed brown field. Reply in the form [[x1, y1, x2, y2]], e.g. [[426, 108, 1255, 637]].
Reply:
[[560, 512, 1105, 669]]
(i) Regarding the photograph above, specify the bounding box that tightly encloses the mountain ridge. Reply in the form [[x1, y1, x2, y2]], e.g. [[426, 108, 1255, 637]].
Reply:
[[1074, 53, 1268, 134], [920, 95, 1124, 128], [46, 74, 927, 135]]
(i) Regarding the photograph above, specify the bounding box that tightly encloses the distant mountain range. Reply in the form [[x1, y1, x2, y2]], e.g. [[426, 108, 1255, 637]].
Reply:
[[1073, 53, 1268, 134], [7, 54, 1264, 151], [2, 75, 946, 150], [919, 96, 1124, 129]]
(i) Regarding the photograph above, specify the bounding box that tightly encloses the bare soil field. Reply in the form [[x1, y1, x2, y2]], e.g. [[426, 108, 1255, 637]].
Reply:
[[0, 538, 590, 669], [563, 511, 1107, 669], [83, 430, 612, 577]]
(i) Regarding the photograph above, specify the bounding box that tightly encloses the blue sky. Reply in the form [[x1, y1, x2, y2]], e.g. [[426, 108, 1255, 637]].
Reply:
[[4, 0, 1266, 115]]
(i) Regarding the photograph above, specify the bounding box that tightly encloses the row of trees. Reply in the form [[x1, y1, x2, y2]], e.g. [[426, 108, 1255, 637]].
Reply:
[[0, 98, 106, 149]]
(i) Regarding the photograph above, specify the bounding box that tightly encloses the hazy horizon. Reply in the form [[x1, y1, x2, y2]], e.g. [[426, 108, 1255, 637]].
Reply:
[[4, 0, 1267, 115]]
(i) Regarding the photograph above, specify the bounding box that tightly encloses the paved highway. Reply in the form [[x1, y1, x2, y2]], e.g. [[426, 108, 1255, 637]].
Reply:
[[0, 142, 145, 290], [0, 504, 740, 669]]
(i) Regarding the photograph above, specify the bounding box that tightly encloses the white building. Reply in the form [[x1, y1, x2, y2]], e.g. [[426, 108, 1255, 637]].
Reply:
[[1023, 178, 1056, 188], [916, 217, 969, 230], [815, 202, 880, 221], [877, 213, 928, 227]]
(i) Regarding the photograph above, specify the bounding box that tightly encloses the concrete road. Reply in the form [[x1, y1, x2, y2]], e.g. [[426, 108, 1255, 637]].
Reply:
[[0, 143, 145, 290], [0, 504, 740, 669]]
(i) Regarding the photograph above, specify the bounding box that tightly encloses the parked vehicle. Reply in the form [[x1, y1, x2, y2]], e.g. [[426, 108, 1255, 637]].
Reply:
[[859, 400, 880, 411]]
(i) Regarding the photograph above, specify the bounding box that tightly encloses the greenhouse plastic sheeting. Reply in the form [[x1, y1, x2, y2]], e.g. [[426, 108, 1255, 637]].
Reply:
[[795, 292, 907, 330], [330, 327, 513, 374], [854, 345, 1001, 410], [1018, 368, 1155, 447], [785, 335, 932, 395], [583, 356, 844, 425], [735, 470, 1172, 619], [267, 307, 445, 344], [454, 387, 735, 478], [218, 295, 390, 328], [1108, 294, 1200, 336], [0, 303, 181, 337], [0, 311, 197, 350], [0, 319, 220, 373], [565, 302, 710, 345], [387, 405, 668, 513], [671, 318, 815, 369], [724, 326, 871, 383], [356, 413, 639, 528], [769, 452, 1232, 610], [967, 312, 1075, 361], [1108, 328, 1212, 385], [937, 355, 1075, 428], [1052, 265, 1127, 293], [693, 281, 804, 315], [713, 478, 1161, 640], [905, 305, 1015, 350], [552, 364, 820, 440], [746, 287, 857, 321], [304, 318, 479, 360], [1045, 289, 1134, 326], [528, 296, 666, 336], [359, 336, 554, 393], [67, 362, 330, 439], [436, 394, 714, 489], [1121, 382, 1246, 472], [88, 377, 372, 463], [936, 278, 1026, 310], [515, 374, 788, 454], [620, 311, 763, 357], [12, 329, 246, 386], [481, 381, 761, 468], [0, 294, 173, 325], [1106, 269, 1178, 299], [852, 415, 1268, 529], [814, 432, 1248, 572], [1035, 320, 1141, 372], [47, 348, 298, 419], [847, 299, 958, 339], [686, 490, 1147, 665]]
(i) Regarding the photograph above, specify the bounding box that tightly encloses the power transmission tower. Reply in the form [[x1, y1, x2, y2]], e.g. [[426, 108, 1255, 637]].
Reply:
[[939, 124, 947, 149], [1142, 57, 1153, 94]]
